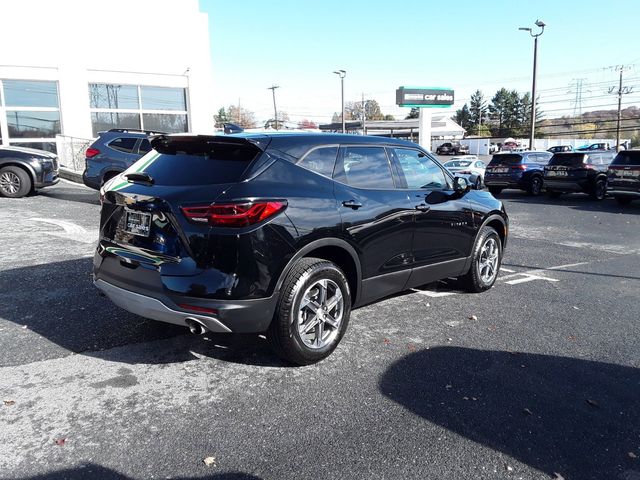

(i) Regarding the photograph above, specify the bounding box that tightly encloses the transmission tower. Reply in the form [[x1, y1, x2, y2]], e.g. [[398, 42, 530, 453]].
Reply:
[[568, 78, 588, 117]]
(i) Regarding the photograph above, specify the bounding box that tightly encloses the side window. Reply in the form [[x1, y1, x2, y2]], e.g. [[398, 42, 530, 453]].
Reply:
[[393, 148, 449, 190], [475, 161, 484, 168], [297, 147, 338, 178], [588, 154, 602, 165], [336, 146, 394, 189], [108, 137, 138, 154], [138, 139, 152, 155]]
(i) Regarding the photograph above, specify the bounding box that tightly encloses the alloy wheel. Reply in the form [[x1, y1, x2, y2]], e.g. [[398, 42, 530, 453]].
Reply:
[[478, 237, 499, 284], [0, 171, 21, 195], [297, 279, 344, 349]]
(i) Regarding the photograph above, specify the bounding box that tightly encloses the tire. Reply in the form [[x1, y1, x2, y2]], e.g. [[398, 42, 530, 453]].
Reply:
[[459, 226, 502, 293], [488, 186, 503, 196], [527, 176, 543, 196], [101, 171, 120, 187], [475, 176, 483, 190], [547, 190, 562, 199], [615, 196, 633, 205], [0, 166, 32, 198], [590, 178, 606, 201], [267, 257, 351, 365]]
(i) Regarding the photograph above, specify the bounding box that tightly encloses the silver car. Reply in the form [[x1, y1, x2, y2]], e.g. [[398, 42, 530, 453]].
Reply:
[[443, 156, 486, 188]]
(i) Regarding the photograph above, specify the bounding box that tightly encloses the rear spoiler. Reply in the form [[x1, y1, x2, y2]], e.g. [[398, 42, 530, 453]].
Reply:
[[150, 134, 271, 154]]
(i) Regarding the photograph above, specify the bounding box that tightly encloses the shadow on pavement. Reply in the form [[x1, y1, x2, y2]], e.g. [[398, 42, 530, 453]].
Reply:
[[497, 190, 640, 213], [379, 346, 640, 480], [0, 258, 286, 367], [17, 464, 262, 479], [37, 186, 101, 206]]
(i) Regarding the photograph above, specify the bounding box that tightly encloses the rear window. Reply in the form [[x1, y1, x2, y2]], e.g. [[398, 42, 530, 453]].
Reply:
[[548, 153, 587, 166], [132, 144, 258, 186], [489, 154, 522, 165], [446, 161, 472, 167], [108, 137, 138, 154], [611, 151, 640, 166]]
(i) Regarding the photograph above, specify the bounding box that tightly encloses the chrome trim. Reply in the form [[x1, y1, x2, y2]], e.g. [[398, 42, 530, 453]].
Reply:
[[94, 279, 232, 333]]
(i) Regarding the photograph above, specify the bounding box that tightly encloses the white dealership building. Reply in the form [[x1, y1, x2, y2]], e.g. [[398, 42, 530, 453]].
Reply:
[[0, 0, 214, 155]]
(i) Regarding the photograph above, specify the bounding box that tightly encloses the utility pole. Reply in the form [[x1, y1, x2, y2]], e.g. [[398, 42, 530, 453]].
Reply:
[[519, 20, 545, 150], [333, 70, 346, 133], [361, 92, 366, 135], [268, 85, 280, 130], [608, 66, 633, 151]]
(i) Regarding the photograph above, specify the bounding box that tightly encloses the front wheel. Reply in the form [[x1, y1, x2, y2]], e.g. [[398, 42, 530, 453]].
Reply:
[[267, 257, 351, 365], [590, 179, 606, 200], [460, 226, 502, 293], [0, 166, 32, 198]]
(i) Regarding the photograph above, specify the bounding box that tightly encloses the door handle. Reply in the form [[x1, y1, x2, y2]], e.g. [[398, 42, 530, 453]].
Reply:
[[342, 200, 362, 210], [415, 203, 431, 212]]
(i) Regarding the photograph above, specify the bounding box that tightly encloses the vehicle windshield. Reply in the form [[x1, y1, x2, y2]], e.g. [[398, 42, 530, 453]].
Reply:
[[611, 151, 640, 166], [445, 161, 472, 168], [548, 153, 587, 166], [489, 154, 522, 165]]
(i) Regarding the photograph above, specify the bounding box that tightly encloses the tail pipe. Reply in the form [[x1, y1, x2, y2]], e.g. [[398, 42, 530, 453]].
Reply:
[[186, 318, 209, 335]]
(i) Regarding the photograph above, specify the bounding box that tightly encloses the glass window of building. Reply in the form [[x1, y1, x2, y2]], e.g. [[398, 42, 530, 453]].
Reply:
[[89, 83, 188, 136], [0, 79, 61, 153]]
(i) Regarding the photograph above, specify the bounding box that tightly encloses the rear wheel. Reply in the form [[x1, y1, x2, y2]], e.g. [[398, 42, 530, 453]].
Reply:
[[460, 226, 502, 293], [590, 178, 606, 200], [527, 176, 543, 196], [101, 171, 120, 187], [615, 196, 633, 205], [0, 166, 31, 198], [267, 257, 351, 365], [488, 186, 503, 196]]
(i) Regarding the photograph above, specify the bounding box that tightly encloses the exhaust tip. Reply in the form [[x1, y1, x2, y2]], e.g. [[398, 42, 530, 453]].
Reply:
[[186, 318, 209, 335]]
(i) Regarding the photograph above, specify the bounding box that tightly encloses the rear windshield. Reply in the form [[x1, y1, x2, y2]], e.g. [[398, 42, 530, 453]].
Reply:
[[489, 154, 522, 165], [446, 160, 472, 167], [130, 144, 258, 186], [548, 153, 586, 166], [611, 151, 640, 166]]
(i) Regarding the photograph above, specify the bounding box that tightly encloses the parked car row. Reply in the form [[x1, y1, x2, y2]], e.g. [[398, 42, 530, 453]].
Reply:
[[484, 149, 639, 204]]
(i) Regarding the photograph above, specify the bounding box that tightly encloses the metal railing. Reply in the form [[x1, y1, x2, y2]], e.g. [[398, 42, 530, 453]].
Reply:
[[55, 134, 94, 172]]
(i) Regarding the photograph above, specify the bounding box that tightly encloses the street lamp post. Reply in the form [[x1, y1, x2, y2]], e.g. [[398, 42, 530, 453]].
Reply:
[[267, 85, 280, 130], [519, 20, 545, 150], [333, 70, 346, 133]]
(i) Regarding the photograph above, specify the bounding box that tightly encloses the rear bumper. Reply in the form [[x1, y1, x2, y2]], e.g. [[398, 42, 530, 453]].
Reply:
[[544, 179, 590, 192], [484, 176, 526, 189], [82, 170, 101, 190], [94, 278, 279, 333]]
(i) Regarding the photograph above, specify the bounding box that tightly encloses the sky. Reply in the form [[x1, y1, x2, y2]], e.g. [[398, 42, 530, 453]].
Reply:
[[200, 0, 640, 126]]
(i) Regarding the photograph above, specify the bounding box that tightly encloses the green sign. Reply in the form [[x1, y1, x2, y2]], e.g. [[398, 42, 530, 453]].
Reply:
[[396, 87, 454, 107]]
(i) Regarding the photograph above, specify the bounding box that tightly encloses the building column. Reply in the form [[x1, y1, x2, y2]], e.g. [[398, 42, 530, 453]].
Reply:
[[419, 108, 431, 151]]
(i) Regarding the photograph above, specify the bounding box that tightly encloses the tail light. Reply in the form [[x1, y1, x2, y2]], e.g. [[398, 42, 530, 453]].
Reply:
[[513, 165, 528, 170], [181, 201, 287, 227], [584, 164, 595, 170], [86, 147, 100, 158], [177, 303, 219, 315]]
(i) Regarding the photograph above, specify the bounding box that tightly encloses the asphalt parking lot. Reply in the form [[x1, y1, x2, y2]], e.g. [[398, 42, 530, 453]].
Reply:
[[1, 180, 639, 480]]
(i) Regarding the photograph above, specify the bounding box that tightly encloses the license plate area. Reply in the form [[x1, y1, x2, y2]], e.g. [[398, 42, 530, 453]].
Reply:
[[493, 167, 509, 173], [124, 209, 152, 237]]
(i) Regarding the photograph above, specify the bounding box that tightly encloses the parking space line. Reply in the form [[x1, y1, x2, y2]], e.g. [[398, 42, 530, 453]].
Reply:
[[505, 274, 560, 285], [500, 262, 589, 280], [500, 267, 516, 273], [411, 289, 457, 297]]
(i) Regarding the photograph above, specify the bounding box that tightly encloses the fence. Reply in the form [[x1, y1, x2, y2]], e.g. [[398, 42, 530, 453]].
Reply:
[[55, 134, 94, 172]]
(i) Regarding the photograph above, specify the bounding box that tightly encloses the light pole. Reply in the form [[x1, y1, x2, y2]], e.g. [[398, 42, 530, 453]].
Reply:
[[519, 20, 545, 150], [267, 85, 280, 130], [333, 70, 346, 133]]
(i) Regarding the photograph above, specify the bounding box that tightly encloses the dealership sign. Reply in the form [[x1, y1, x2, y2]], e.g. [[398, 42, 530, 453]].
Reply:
[[396, 87, 454, 107]]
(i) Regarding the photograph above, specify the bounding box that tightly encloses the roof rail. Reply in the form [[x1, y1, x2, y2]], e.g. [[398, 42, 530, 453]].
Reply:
[[107, 128, 167, 135]]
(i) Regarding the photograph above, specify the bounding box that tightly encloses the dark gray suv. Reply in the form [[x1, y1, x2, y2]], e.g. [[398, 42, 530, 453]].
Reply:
[[82, 129, 162, 189]]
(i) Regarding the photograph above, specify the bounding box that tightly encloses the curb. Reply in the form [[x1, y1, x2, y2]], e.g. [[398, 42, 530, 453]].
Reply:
[[59, 167, 83, 184]]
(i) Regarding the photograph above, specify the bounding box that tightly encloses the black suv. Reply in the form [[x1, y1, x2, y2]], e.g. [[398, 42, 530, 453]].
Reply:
[[607, 150, 640, 205], [0, 146, 59, 198], [544, 151, 615, 200], [484, 151, 552, 196], [94, 133, 508, 365], [436, 142, 469, 155], [83, 129, 162, 189]]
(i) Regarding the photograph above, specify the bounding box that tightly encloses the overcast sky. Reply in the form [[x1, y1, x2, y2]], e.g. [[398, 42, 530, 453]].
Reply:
[[200, 0, 640, 125]]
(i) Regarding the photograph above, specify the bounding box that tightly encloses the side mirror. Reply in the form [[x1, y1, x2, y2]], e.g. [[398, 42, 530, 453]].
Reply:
[[453, 176, 470, 193]]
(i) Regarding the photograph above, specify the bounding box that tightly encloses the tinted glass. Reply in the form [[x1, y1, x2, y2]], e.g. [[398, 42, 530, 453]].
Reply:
[[91, 112, 140, 136], [89, 84, 139, 109], [394, 148, 448, 190], [141, 87, 186, 110], [475, 161, 485, 168], [135, 146, 258, 186], [7, 111, 61, 138], [3, 80, 59, 108], [489, 154, 522, 165], [548, 153, 587, 166], [445, 160, 471, 168], [611, 151, 640, 166], [142, 113, 187, 133], [339, 146, 394, 189], [138, 139, 152, 154], [298, 147, 338, 177], [109, 137, 138, 154]]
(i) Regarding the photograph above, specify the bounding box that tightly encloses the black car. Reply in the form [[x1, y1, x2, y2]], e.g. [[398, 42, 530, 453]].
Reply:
[[484, 151, 552, 196], [547, 145, 573, 153], [544, 151, 615, 200], [0, 146, 59, 198], [94, 133, 508, 365], [436, 142, 469, 155], [607, 149, 640, 205], [82, 129, 162, 189]]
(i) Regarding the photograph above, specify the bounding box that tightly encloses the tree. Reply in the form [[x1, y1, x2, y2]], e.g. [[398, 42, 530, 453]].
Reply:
[[453, 104, 472, 133], [405, 108, 420, 119], [469, 90, 488, 136], [264, 111, 290, 129], [214, 107, 230, 128], [331, 112, 341, 123], [345, 99, 385, 121], [489, 88, 521, 137], [297, 119, 318, 129], [226, 104, 257, 128], [383, 114, 395, 121]]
